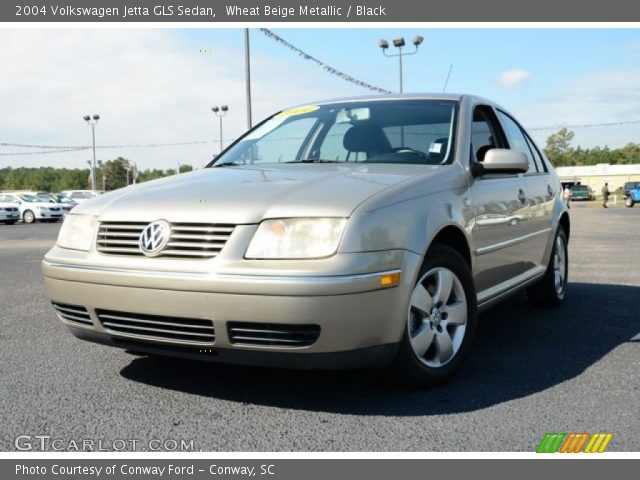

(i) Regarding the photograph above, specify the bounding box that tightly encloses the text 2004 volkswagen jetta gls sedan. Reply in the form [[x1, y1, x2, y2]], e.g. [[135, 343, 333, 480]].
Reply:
[[43, 94, 569, 387]]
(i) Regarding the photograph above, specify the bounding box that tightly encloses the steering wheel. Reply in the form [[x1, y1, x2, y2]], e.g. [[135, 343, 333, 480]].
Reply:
[[390, 147, 429, 159]]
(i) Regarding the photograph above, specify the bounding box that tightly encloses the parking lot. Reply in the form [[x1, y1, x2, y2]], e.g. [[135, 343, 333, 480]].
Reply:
[[1, 204, 639, 451]]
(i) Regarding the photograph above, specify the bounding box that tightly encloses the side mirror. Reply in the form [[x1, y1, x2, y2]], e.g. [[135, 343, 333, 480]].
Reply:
[[474, 149, 529, 176]]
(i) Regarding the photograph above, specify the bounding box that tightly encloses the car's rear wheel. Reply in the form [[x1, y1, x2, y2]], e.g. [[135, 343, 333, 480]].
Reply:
[[527, 227, 568, 307], [23, 210, 35, 224], [393, 245, 477, 389], [625, 197, 635, 208]]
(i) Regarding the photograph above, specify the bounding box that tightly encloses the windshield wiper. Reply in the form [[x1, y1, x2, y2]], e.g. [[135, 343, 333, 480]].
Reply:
[[212, 162, 243, 168]]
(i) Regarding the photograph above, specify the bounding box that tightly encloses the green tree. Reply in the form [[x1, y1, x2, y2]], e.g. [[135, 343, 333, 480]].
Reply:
[[96, 157, 131, 190], [544, 128, 575, 166]]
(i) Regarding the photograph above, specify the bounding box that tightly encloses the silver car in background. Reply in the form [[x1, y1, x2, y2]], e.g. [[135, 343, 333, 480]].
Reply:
[[0, 201, 20, 224], [0, 193, 64, 223], [42, 94, 569, 387]]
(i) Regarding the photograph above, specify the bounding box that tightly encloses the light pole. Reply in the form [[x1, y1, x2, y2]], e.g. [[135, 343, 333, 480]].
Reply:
[[83, 114, 100, 191], [211, 105, 229, 154], [378, 36, 424, 93], [244, 28, 253, 129]]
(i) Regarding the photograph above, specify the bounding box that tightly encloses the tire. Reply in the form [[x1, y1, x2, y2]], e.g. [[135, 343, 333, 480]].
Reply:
[[527, 227, 568, 308], [23, 210, 36, 224], [392, 244, 478, 389], [625, 197, 635, 208]]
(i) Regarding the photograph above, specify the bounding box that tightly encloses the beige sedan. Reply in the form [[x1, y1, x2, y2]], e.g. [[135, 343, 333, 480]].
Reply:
[[43, 94, 569, 387]]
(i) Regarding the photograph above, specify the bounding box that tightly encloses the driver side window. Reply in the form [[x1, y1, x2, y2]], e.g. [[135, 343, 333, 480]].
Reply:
[[471, 106, 505, 163]]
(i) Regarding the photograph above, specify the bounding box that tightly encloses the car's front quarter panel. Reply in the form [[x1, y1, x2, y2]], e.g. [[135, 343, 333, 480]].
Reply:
[[340, 162, 474, 271]]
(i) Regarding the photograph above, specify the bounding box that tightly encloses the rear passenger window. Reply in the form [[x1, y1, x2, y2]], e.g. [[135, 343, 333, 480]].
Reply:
[[497, 111, 538, 174], [523, 132, 548, 173]]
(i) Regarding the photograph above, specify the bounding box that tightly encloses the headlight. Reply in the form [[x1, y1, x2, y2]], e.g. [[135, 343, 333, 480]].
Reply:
[[245, 218, 347, 259], [57, 214, 97, 251]]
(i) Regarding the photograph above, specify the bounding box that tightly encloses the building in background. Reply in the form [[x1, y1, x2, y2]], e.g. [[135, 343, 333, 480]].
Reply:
[[556, 164, 640, 193]]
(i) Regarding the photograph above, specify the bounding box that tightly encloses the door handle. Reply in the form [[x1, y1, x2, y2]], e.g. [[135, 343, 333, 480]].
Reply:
[[547, 184, 553, 197], [518, 189, 526, 204]]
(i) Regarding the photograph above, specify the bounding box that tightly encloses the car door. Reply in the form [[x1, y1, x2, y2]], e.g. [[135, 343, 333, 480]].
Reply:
[[496, 110, 554, 270], [469, 105, 530, 294]]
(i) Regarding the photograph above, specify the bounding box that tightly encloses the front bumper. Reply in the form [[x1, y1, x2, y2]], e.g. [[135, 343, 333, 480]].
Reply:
[[42, 249, 421, 368], [36, 210, 63, 220], [0, 212, 19, 221]]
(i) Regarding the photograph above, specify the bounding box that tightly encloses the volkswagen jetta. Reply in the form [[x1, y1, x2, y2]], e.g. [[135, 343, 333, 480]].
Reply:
[[42, 94, 569, 387]]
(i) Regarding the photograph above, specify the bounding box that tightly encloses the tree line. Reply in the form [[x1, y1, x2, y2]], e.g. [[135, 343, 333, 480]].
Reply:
[[543, 128, 640, 166], [1, 129, 638, 192], [0, 157, 194, 192]]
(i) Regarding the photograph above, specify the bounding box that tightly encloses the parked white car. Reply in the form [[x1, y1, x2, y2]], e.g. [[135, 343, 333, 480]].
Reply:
[[60, 190, 99, 204], [0, 201, 20, 224], [0, 193, 64, 223]]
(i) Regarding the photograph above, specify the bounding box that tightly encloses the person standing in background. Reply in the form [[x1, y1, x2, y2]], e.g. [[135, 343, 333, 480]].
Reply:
[[563, 186, 572, 209], [602, 182, 610, 208]]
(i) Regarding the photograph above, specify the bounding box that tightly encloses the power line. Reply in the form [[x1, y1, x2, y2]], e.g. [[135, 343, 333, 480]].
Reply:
[[259, 28, 392, 94], [529, 119, 640, 131], [0, 142, 86, 150], [0, 147, 89, 156], [0, 140, 219, 156]]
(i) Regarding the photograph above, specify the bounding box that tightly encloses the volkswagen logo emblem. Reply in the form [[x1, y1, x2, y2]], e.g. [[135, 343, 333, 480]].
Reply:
[[138, 220, 171, 257]]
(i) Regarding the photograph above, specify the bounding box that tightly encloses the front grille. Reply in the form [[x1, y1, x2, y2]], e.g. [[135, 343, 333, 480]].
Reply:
[[49, 208, 61, 212], [96, 309, 215, 345], [227, 322, 321, 347], [52, 302, 93, 327], [96, 222, 235, 258], [2, 207, 18, 212]]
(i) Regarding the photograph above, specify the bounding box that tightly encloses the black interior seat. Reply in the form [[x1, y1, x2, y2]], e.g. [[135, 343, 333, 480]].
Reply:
[[343, 122, 392, 159]]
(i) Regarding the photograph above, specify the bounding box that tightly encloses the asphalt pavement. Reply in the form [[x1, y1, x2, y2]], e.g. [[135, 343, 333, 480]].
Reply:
[[1, 204, 639, 451]]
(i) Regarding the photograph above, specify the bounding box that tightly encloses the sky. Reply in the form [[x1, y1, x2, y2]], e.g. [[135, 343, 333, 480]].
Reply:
[[1, 27, 639, 170]]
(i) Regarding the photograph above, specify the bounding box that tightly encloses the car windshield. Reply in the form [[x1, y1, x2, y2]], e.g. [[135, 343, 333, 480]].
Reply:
[[19, 194, 41, 202], [210, 100, 458, 167]]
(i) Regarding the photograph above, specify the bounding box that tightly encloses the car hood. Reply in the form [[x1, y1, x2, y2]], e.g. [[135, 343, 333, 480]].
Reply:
[[75, 163, 440, 224], [0, 202, 19, 208]]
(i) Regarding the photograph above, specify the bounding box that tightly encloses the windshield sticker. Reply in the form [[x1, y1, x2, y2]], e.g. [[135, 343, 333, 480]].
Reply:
[[429, 142, 443, 154], [275, 105, 320, 118]]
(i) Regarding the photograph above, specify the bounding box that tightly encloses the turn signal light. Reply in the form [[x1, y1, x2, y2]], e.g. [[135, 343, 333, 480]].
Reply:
[[380, 272, 401, 287]]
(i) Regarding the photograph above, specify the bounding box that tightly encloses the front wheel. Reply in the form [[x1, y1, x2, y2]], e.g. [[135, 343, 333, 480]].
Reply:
[[393, 245, 477, 389], [23, 210, 36, 224], [625, 197, 635, 208], [527, 227, 568, 307]]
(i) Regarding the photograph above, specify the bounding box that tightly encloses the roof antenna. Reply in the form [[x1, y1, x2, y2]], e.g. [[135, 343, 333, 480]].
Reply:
[[442, 64, 453, 93]]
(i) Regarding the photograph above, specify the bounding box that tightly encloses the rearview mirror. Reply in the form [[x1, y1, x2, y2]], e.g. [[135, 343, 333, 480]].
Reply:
[[476, 149, 529, 175]]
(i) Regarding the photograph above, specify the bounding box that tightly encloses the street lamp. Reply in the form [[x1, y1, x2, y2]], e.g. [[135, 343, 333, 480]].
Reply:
[[378, 35, 424, 93], [83, 114, 100, 191], [244, 29, 253, 129], [211, 105, 229, 154]]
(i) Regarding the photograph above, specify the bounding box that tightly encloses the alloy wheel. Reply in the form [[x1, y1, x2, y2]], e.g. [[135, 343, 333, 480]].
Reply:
[[553, 235, 567, 295], [408, 267, 468, 367]]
